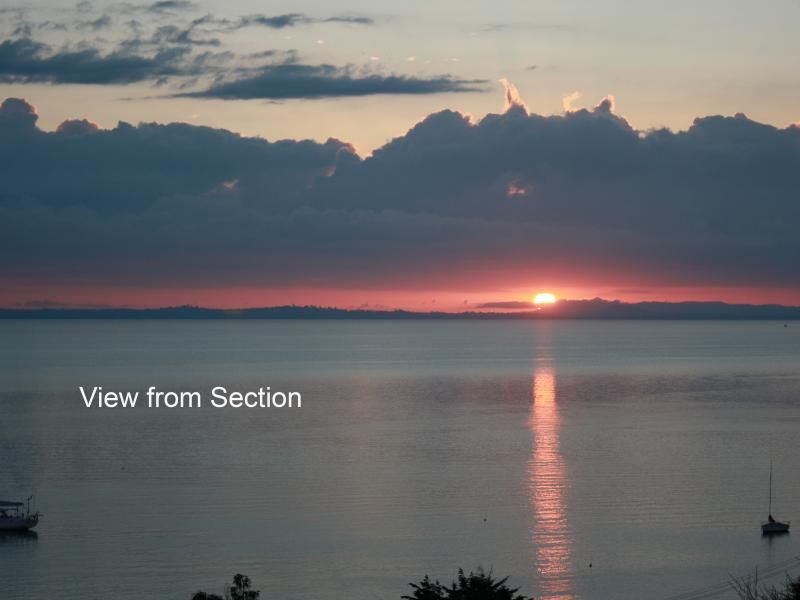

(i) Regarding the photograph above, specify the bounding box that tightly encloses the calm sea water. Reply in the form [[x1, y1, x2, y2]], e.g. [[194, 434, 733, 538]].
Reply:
[[2, 320, 800, 600]]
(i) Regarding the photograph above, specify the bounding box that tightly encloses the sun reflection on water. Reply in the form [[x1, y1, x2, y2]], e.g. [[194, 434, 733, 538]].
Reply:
[[529, 362, 575, 599]]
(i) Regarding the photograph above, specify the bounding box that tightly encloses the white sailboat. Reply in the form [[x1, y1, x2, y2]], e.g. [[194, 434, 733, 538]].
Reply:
[[761, 461, 790, 535]]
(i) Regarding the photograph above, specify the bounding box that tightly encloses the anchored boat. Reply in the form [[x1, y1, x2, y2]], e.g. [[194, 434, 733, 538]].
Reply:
[[0, 497, 40, 531], [761, 461, 790, 535]]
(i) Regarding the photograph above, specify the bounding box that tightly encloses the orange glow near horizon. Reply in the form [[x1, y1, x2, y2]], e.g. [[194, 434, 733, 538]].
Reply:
[[2, 283, 800, 311]]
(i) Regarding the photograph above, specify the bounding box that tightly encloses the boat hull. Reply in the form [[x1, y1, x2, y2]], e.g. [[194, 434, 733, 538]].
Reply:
[[0, 516, 39, 531], [761, 521, 790, 535]]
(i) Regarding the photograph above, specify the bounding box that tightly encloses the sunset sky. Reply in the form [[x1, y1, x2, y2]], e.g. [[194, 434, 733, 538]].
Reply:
[[1, 0, 799, 309]]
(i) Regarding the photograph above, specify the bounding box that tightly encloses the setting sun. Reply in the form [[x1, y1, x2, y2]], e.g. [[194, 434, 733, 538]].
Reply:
[[533, 292, 558, 305]]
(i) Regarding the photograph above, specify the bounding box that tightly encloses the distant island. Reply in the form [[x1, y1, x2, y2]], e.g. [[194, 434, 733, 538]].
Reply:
[[2, 299, 800, 320]]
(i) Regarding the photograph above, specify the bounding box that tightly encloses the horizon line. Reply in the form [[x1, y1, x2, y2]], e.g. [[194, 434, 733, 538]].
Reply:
[[2, 299, 800, 320]]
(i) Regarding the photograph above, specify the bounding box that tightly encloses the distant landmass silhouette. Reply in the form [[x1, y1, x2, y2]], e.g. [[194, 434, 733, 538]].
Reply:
[[2, 299, 800, 320]]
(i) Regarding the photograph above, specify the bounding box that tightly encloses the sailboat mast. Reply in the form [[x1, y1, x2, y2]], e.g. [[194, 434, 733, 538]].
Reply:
[[769, 459, 773, 516]]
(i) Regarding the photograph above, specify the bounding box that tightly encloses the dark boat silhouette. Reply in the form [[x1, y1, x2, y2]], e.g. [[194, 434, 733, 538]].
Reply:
[[0, 498, 40, 532], [762, 461, 790, 535]]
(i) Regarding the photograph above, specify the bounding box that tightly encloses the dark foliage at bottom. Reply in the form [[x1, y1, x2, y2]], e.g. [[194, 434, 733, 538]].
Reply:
[[192, 573, 259, 600], [403, 568, 532, 600], [732, 574, 800, 600]]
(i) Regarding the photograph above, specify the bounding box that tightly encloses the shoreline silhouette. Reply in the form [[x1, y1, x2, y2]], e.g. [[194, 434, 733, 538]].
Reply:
[[2, 299, 800, 320]]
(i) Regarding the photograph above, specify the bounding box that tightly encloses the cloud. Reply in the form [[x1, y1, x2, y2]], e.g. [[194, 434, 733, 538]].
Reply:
[[0, 97, 354, 214], [56, 118, 101, 135], [1, 96, 799, 298], [0, 37, 193, 84], [0, 4, 380, 91], [323, 16, 374, 25], [0, 7, 414, 92], [0, 37, 474, 96], [236, 13, 310, 29], [76, 15, 112, 31], [0, 96, 37, 131], [144, 1, 197, 14], [500, 78, 527, 112], [562, 90, 581, 112], [595, 94, 615, 113], [180, 64, 487, 100], [146, 17, 222, 47], [12, 299, 113, 309], [476, 301, 535, 309], [233, 13, 374, 29]]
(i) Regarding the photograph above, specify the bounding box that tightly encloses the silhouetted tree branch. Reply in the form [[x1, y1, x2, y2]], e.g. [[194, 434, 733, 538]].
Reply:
[[731, 572, 800, 600], [404, 568, 532, 600], [191, 574, 259, 600]]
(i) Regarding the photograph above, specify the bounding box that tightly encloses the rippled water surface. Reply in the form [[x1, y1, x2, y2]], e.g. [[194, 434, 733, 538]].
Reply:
[[2, 320, 800, 600]]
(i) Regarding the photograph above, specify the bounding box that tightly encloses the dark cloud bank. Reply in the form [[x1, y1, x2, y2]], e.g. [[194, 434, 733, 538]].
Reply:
[[179, 64, 485, 99], [0, 4, 407, 95], [0, 37, 193, 84], [0, 37, 479, 96], [1, 97, 799, 293]]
